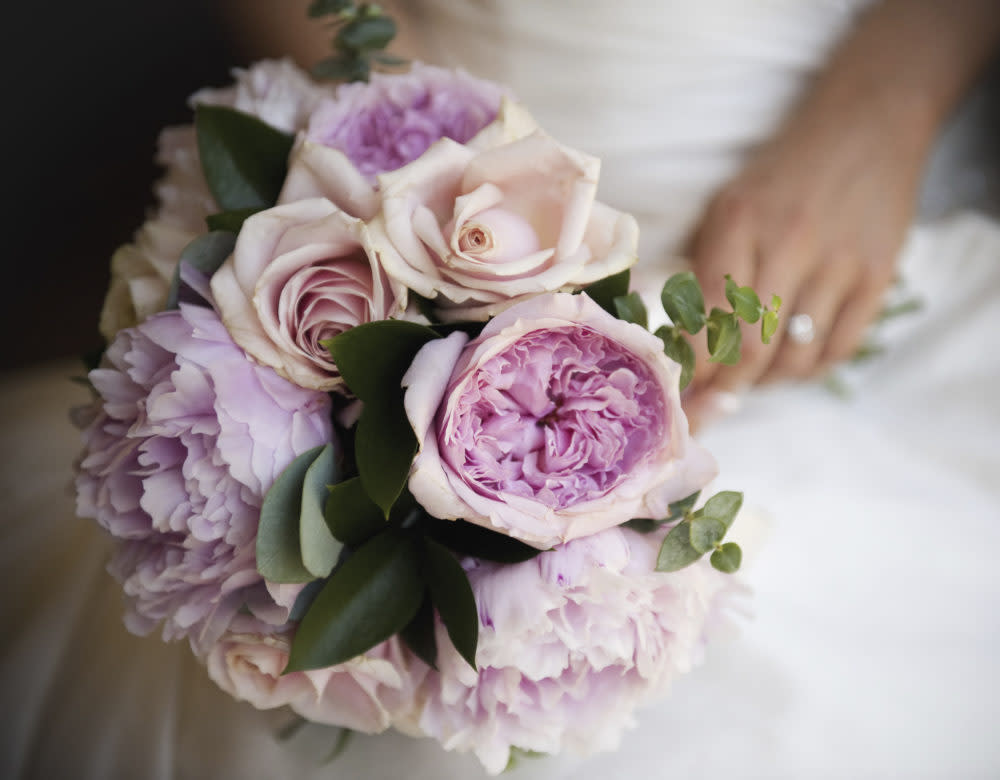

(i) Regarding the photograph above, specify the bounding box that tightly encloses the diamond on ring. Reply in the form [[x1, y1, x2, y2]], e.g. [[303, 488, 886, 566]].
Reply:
[[787, 313, 815, 345]]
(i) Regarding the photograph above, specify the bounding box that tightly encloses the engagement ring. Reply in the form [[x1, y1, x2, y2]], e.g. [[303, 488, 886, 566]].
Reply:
[[787, 313, 815, 345]]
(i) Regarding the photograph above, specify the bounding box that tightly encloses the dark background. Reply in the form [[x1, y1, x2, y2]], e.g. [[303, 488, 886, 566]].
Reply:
[[3, 2, 241, 371]]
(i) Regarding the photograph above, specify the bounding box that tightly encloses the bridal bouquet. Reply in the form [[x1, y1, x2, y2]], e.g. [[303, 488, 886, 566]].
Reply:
[[74, 4, 778, 773]]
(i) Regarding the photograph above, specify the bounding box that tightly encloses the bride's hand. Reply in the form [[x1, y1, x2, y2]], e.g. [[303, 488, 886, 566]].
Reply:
[[682, 0, 1000, 426], [685, 110, 919, 396]]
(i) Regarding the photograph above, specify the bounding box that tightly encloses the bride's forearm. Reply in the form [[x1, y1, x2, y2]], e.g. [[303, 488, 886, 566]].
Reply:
[[784, 0, 1000, 159]]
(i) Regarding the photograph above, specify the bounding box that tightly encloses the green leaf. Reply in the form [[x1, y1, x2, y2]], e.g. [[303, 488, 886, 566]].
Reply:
[[581, 269, 630, 316], [372, 52, 408, 67], [195, 105, 294, 212], [257, 446, 326, 583], [421, 516, 543, 563], [655, 521, 704, 572], [399, 592, 438, 669], [300, 444, 343, 579], [285, 531, 423, 672], [660, 272, 706, 334], [688, 512, 727, 554], [623, 518, 662, 533], [324, 320, 439, 403], [325, 320, 441, 516], [667, 490, 701, 522], [656, 326, 695, 391], [165, 231, 237, 309], [702, 490, 743, 529], [761, 309, 779, 345], [308, 0, 353, 17], [707, 308, 742, 365], [205, 207, 260, 233], [324, 476, 386, 546], [336, 15, 396, 52], [422, 538, 479, 670], [724, 275, 762, 323], [323, 729, 354, 764], [613, 291, 648, 329], [312, 55, 371, 83], [354, 401, 417, 517], [288, 579, 326, 622], [710, 542, 742, 573]]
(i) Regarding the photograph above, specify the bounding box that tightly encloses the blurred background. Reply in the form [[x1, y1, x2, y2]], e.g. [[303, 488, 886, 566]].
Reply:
[[3, 2, 998, 373]]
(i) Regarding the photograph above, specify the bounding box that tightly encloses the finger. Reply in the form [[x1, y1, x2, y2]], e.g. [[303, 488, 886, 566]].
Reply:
[[818, 279, 890, 369], [685, 193, 757, 394], [761, 256, 858, 382]]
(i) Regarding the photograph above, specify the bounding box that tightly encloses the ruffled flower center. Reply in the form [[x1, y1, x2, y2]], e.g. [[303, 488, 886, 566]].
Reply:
[[439, 326, 667, 508]]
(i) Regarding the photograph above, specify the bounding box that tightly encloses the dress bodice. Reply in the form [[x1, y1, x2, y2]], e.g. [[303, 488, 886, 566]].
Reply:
[[403, 0, 873, 270]]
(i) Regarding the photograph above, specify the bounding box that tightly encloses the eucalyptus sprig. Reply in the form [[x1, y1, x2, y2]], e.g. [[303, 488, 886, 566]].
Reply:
[[656, 272, 782, 390], [308, 1, 405, 83], [629, 490, 744, 574]]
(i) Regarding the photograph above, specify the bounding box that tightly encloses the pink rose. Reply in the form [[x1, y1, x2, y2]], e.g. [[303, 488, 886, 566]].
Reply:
[[403, 293, 717, 548], [210, 198, 406, 391], [205, 616, 424, 734], [370, 131, 639, 321]]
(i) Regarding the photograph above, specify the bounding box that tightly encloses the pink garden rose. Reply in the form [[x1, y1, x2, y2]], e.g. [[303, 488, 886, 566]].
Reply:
[[210, 198, 406, 391], [403, 293, 716, 548], [205, 616, 426, 734], [75, 305, 333, 650], [417, 527, 736, 774], [370, 131, 639, 321]]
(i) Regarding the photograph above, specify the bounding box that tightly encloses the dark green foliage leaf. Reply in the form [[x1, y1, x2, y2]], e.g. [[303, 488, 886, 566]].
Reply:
[[195, 105, 294, 212], [661, 272, 706, 334], [354, 401, 417, 517], [761, 309, 780, 345], [400, 592, 438, 669], [707, 308, 742, 365], [205, 207, 260, 233], [166, 231, 237, 309], [257, 446, 326, 583], [623, 518, 661, 533], [288, 579, 326, 622], [581, 269, 630, 316], [613, 291, 649, 329], [724, 275, 762, 323], [324, 320, 440, 516], [688, 513, 727, 554], [372, 52, 408, 67], [336, 16, 396, 52], [324, 320, 439, 403], [655, 521, 704, 572], [711, 542, 742, 573], [300, 444, 343, 578], [308, 0, 353, 16], [323, 728, 354, 764], [285, 531, 423, 672], [324, 476, 386, 547], [421, 516, 543, 563], [312, 55, 371, 83], [656, 326, 696, 391], [702, 490, 743, 529], [422, 538, 479, 670]]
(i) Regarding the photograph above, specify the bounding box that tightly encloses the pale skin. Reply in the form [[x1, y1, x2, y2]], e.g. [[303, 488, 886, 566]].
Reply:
[[220, 0, 1000, 427]]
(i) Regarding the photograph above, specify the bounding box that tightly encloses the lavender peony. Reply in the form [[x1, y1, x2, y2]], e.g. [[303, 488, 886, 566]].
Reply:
[[75, 305, 333, 650], [404, 293, 717, 548], [306, 63, 503, 181], [417, 527, 736, 774]]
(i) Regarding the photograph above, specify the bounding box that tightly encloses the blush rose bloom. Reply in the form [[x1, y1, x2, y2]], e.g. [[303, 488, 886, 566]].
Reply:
[[403, 293, 717, 548], [210, 198, 406, 391], [205, 616, 426, 734], [369, 131, 639, 321]]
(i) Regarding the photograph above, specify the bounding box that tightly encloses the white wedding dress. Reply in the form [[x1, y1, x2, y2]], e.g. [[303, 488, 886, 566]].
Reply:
[[4, 1, 1000, 778]]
